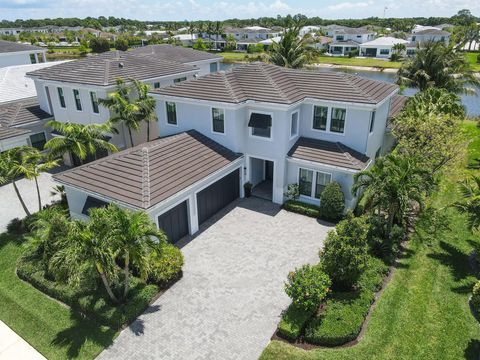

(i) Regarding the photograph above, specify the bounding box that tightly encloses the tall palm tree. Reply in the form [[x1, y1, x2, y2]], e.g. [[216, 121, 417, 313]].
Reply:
[[397, 41, 480, 94], [131, 79, 158, 142], [99, 79, 143, 147], [45, 121, 118, 165], [269, 23, 315, 69], [214, 21, 223, 51], [205, 22, 214, 50], [353, 153, 430, 234], [453, 176, 480, 233], [188, 22, 196, 43], [103, 205, 165, 299]]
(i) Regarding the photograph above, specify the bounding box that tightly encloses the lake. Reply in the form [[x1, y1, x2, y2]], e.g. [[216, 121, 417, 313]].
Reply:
[[219, 62, 480, 117]]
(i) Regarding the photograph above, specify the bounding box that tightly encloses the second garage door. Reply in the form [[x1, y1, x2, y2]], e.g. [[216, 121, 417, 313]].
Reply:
[[197, 169, 240, 225], [157, 201, 189, 244]]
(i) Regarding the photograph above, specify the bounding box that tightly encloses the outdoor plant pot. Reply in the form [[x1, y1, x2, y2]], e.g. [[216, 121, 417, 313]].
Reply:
[[244, 182, 253, 197]]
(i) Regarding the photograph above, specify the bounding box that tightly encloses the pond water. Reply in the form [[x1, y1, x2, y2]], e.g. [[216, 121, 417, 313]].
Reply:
[[219, 62, 480, 117]]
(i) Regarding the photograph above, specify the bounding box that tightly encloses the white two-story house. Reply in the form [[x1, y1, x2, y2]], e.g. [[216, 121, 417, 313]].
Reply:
[[328, 27, 376, 56], [53, 63, 403, 244], [0, 40, 47, 68], [26, 44, 222, 164]]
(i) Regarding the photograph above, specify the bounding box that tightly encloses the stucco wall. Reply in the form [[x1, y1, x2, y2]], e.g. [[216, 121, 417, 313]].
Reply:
[[0, 51, 45, 68]]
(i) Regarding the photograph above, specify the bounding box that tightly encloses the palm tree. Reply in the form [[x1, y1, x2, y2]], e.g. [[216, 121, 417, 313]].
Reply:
[[214, 21, 223, 51], [205, 22, 214, 50], [269, 23, 315, 69], [45, 121, 118, 165], [353, 153, 430, 234], [453, 176, 480, 233], [397, 41, 480, 94], [188, 22, 196, 43], [131, 79, 158, 142], [103, 205, 165, 299], [99, 79, 143, 147]]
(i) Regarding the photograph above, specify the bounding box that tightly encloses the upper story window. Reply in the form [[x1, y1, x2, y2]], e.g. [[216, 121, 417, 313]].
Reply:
[[29, 54, 36, 64], [330, 108, 346, 133], [313, 106, 328, 131], [336, 35, 344, 41], [210, 62, 218, 73], [73, 89, 82, 111], [166, 101, 177, 125], [290, 111, 299, 138], [248, 112, 272, 139], [57, 87, 66, 108], [211, 108, 225, 134], [174, 77, 187, 84], [29, 132, 46, 151], [369, 111, 376, 133], [154, 82, 160, 89], [411, 36, 416, 41], [90, 91, 99, 114], [299, 168, 332, 199]]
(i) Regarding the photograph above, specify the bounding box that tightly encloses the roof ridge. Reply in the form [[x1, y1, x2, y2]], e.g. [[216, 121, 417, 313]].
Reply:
[[222, 72, 240, 103], [10, 101, 22, 127], [141, 146, 151, 209], [257, 63, 289, 102], [342, 73, 377, 103], [336, 142, 360, 167], [103, 59, 110, 86]]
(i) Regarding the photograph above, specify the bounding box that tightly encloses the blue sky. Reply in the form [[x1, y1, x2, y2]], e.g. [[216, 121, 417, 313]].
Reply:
[[0, 0, 478, 21]]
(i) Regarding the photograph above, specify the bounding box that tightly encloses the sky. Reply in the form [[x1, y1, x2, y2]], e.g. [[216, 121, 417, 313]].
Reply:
[[0, 0, 479, 21]]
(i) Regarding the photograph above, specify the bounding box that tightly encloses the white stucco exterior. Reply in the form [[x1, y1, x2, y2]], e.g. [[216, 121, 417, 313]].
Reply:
[[0, 49, 47, 68]]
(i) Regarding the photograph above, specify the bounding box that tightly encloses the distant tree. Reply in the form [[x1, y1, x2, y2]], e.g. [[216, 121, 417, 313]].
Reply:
[[193, 38, 208, 51], [269, 23, 316, 68], [224, 34, 237, 51], [451, 9, 476, 26], [89, 37, 111, 53], [115, 37, 129, 51]]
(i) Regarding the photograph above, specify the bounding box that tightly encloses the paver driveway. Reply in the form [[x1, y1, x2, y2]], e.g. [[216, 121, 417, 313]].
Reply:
[[98, 197, 333, 360]]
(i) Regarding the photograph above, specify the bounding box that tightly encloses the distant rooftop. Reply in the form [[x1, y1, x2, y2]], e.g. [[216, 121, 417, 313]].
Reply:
[[0, 40, 45, 54], [413, 29, 450, 36], [360, 37, 409, 47]]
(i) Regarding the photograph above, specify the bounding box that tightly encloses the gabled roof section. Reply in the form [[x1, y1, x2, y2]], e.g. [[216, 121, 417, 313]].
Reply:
[[153, 62, 398, 105], [388, 95, 408, 119], [0, 125, 30, 141], [413, 29, 450, 36], [288, 137, 370, 171], [26, 45, 218, 86], [0, 40, 44, 54], [0, 98, 52, 127], [53, 130, 242, 209]]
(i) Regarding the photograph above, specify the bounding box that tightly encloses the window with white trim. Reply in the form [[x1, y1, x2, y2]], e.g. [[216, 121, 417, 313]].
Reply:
[[154, 82, 160, 89], [57, 87, 66, 108], [212, 108, 225, 133], [313, 106, 328, 131], [379, 48, 390, 55], [330, 108, 346, 133], [90, 91, 99, 114], [299, 168, 332, 198], [166, 102, 177, 125], [369, 111, 376, 133], [173, 77, 187, 84], [290, 111, 299, 137], [73, 89, 82, 111], [30, 132, 46, 150]]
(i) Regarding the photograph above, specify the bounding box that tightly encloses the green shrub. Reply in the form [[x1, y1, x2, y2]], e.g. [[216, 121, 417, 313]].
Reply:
[[89, 37, 111, 53], [319, 182, 345, 221], [283, 200, 320, 218], [7, 218, 26, 234], [347, 49, 359, 58], [366, 216, 404, 263], [285, 264, 331, 311], [472, 281, 480, 310], [148, 244, 184, 287], [278, 303, 316, 341], [320, 213, 369, 290], [284, 184, 300, 201], [115, 37, 129, 51]]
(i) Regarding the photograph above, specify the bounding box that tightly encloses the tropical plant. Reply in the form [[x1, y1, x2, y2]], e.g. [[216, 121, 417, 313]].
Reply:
[[115, 37, 129, 51], [397, 41, 479, 94], [89, 37, 111, 53], [472, 281, 480, 310], [352, 154, 430, 234], [225, 34, 237, 51], [452, 176, 480, 233], [45, 120, 118, 165], [193, 38, 208, 51], [319, 213, 369, 289], [284, 183, 300, 201], [269, 23, 316, 68], [285, 264, 331, 310], [130, 79, 158, 142], [148, 244, 184, 285], [214, 21, 223, 51], [319, 182, 345, 221]]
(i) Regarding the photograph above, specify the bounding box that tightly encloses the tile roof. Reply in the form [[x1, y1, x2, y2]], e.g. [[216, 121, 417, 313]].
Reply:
[[0, 40, 45, 54], [388, 95, 408, 119], [153, 62, 398, 105], [360, 37, 409, 47], [27, 45, 221, 86], [413, 29, 450, 36], [330, 40, 361, 46], [0, 61, 67, 104], [0, 125, 30, 141], [334, 27, 375, 35], [288, 137, 370, 171], [54, 130, 242, 209], [0, 98, 52, 127]]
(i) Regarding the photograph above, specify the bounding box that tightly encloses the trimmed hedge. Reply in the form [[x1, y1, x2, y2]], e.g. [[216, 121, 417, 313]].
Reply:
[[283, 200, 321, 218], [17, 250, 159, 329], [304, 256, 389, 346], [278, 304, 316, 341], [319, 182, 345, 221], [148, 244, 184, 287]]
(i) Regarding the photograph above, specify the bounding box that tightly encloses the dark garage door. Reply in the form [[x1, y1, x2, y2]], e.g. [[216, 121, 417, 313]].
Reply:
[[197, 169, 240, 225], [157, 201, 189, 243]]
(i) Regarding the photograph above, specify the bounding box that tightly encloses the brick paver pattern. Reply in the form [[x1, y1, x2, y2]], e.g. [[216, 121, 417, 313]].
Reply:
[[98, 197, 332, 360]]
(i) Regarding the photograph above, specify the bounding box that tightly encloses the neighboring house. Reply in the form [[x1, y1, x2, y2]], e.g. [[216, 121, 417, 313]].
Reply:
[[299, 25, 322, 37], [26, 45, 223, 164], [331, 27, 375, 43], [51, 62, 404, 243], [328, 40, 360, 56], [0, 40, 47, 68], [359, 37, 409, 58], [219, 26, 282, 51], [0, 98, 53, 152], [310, 35, 332, 50], [408, 29, 450, 45], [172, 34, 198, 47]]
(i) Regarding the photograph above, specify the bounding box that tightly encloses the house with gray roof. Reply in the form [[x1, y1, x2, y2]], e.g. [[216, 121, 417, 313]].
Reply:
[[53, 62, 406, 243], [26, 45, 222, 163], [0, 40, 47, 68], [408, 28, 450, 45]]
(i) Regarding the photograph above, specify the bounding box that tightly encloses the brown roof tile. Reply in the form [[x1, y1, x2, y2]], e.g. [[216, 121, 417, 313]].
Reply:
[[388, 95, 408, 119], [53, 130, 242, 209], [0, 40, 45, 54], [153, 62, 398, 105], [0, 125, 30, 141], [288, 137, 370, 171], [0, 98, 52, 127]]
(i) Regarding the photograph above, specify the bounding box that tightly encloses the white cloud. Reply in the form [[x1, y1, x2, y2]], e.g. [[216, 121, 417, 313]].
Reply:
[[326, 1, 373, 11]]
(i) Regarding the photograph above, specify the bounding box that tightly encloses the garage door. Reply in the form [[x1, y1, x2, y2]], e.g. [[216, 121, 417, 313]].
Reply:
[[197, 169, 240, 225], [157, 201, 189, 243]]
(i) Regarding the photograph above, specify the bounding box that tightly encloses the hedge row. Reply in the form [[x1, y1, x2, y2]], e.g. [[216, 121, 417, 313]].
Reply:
[[17, 250, 159, 329], [278, 303, 316, 341], [283, 200, 321, 218]]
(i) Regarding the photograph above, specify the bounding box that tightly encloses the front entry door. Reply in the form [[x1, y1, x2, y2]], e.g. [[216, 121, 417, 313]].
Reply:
[[265, 160, 274, 181]]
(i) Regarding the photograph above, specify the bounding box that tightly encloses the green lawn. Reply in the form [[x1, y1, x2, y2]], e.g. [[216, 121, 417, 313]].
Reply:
[[216, 51, 251, 63], [312, 56, 402, 69], [0, 233, 117, 359], [465, 52, 480, 72], [260, 121, 480, 360]]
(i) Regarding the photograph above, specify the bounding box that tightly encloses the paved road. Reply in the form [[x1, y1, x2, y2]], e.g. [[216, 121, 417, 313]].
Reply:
[[0, 172, 60, 232], [98, 197, 332, 360], [0, 320, 46, 360]]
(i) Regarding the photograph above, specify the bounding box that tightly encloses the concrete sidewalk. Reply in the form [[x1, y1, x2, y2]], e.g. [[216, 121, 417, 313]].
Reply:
[[0, 321, 45, 360]]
